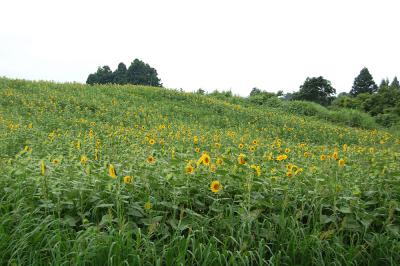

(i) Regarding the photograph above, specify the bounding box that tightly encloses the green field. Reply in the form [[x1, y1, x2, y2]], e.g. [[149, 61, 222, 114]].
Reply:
[[1, 77, 399, 265]]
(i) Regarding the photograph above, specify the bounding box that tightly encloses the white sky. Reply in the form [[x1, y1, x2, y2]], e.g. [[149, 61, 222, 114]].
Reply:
[[1, 0, 399, 96]]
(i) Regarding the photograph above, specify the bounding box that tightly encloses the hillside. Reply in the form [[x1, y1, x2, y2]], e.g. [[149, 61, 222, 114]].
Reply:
[[1, 78, 400, 265]]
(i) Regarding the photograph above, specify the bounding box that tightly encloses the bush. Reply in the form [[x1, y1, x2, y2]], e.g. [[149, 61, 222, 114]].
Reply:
[[375, 113, 400, 127]]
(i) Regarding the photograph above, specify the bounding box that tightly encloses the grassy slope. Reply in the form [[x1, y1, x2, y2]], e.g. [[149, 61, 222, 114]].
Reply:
[[0, 78, 400, 265]]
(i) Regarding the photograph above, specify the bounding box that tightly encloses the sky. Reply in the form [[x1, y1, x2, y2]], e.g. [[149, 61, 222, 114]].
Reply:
[[0, 0, 399, 96]]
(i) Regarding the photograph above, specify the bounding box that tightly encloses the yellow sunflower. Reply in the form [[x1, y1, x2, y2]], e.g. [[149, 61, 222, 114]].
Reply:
[[80, 155, 88, 165], [123, 176, 133, 184], [185, 164, 194, 174], [147, 155, 156, 164], [144, 201, 152, 210], [109, 164, 117, 179], [276, 154, 288, 161], [238, 153, 246, 165], [210, 180, 222, 193]]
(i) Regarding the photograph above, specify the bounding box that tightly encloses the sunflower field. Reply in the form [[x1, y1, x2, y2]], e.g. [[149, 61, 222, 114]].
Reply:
[[0, 77, 399, 265]]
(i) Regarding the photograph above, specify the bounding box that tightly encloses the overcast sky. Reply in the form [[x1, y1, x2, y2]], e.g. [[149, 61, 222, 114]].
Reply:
[[1, 0, 399, 96]]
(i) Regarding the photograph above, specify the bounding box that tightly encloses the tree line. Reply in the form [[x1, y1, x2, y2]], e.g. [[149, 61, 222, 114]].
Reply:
[[247, 67, 400, 127], [86, 59, 162, 87], [86, 60, 399, 127]]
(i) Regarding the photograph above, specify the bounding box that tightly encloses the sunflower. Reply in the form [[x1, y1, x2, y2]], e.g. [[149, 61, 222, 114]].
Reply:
[[193, 136, 199, 144], [249, 146, 256, 152], [238, 153, 246, 165], [210, 180, 222, 193], [52, 159, 60, 165], [40, 161, 46, 176], [109, 164, 117, 179], [216, 157, 223, 165], [332, 151, 339, 160], [252, 139, 258, 145], [295, 168, 303, 175], [149, 139, 156, 145], [80, 155, 88, 165], [144, 201, 152, 210], [251, 164, 261, 176], [185, 164, 194, 174], [285, 148, 290, 153], [203, 154, 211, 165], [286, 171, 293, 178], [342, 144, 348, 151], [238, 143, 244, 149], [210, 164, 217, 172], [197, 152, 211, 166], [147, 155, 156, 164], [276, 154, 288, 161], [123, 176, 133, 184], [320, 154, 326, 161], [195, 147, 200, 153], [265, 152, 273, 161], [338, 159, 345, 167]]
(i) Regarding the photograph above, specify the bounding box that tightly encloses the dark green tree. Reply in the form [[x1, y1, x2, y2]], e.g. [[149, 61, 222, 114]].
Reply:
[[86, 73, 98, 85], [126, 59, 161, 86], [350, 67, 377, 96], [249, 87, 261, 97], [292, 76, 336, 106], [113, 62, 128, 84], [86, 65, 113, 84], [390, 76, 400, 89], [379, 78, 390, 89], [197, 88, 205, 95]]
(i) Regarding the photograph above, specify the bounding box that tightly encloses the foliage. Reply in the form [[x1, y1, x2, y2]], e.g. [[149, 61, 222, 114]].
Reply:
[[292, 76, 336, 106], [126, 59, 161, 87], [333, 76, 400, 127], [350, 67, 377, 96], [86, 59, 161, 87], [249, 87, 262, 97], [1, 77, 400, 265], [112, 62, 128, 84], [86, 66, 113, 85]]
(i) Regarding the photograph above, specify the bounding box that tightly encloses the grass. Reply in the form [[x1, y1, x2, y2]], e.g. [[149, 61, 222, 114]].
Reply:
[[0, 77, 399, 265]]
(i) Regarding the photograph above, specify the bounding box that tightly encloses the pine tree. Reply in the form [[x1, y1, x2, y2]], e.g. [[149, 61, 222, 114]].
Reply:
[[350, 67, 377, 96]]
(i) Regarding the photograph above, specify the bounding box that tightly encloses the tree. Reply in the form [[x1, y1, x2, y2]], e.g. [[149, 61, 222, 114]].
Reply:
[[86, 73, 98, 85], [292, 76, 336, 106], [249, 87, 261, 97], [113, 62, 128, 84], [197, 88, 205, 95], [86, 59, 162, 86], [86, 65, 113, 84], [379, 78, 390, 89], [391, 76, 400, 89], [126, 59, 161, 86], [350, 67, 377, 96]]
